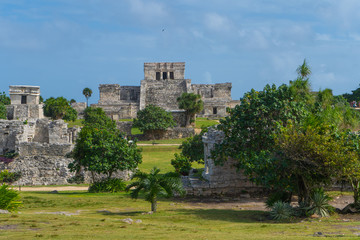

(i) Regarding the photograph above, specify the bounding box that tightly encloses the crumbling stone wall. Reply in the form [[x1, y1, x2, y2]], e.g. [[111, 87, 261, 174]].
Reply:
[[183, 128, 261, 196], [71, 102, 86, 118]]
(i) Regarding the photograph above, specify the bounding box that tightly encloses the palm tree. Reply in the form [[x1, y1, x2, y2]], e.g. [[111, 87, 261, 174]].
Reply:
[[296, 59, 312, 79], [82, 88, 92, 107], [126, 167, 184, 212]]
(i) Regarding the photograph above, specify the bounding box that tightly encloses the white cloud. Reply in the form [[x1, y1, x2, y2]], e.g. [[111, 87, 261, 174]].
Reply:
[[204, 13, 232, 32], [129, 0, 167, 21], [315, 33, 331, 41]]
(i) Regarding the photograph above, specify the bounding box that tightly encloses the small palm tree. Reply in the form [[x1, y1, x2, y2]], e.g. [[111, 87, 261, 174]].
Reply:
[[296, 59, 311, 79], [126, 167, 184, 212], [82, 88, 92, 107]]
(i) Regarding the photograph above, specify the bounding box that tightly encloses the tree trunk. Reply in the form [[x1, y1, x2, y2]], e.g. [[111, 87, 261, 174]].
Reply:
[[351, 180, 360, 205], [91, 171, 96, 183], [151, 199, 157, 212]]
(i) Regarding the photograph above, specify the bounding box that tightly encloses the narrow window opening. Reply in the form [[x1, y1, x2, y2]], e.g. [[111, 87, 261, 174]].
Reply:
[[21, 95, 27, 104], [170, 72, 174, 79], [213, 107, 217, 115], [163, 72, 168, 80], [156, 72, 161, 80]]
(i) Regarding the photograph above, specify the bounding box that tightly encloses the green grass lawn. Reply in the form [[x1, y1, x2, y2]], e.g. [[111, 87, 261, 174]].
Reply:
[[65, 119, 84, 128], [1, 191, 360, 239], [137, 138, 186, 145], [195, 117, 219, 129], [138, 145, 203, 173]]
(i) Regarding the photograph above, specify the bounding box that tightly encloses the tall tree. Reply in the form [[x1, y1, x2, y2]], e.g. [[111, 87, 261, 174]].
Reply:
[[296, 59, 311, 79], [177, 93, 204, 127], [82, 88, 92, 107], [126, 167, 184, 212]]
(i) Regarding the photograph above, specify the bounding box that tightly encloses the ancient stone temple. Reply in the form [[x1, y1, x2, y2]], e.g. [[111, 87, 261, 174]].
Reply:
[[93, 62, 240, 120], [6, 85, 44, 120]]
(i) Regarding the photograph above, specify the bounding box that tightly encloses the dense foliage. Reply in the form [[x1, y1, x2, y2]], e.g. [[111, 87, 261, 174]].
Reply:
[[180, 128, 207, 164], [69, 107, 142, 182], [0, 170, 21, 184], [133, 104, 176, 139], [177, 93, 204, 126], [0, 91, 10, 119], [88, 178, 126, 193], [343, 85, 360, 103], [126, 167, 184, 212], [212, 60, 360, 206], [43, 97, 78, 121], [171, 153, 192, 175], [0, 184, 22, 212]]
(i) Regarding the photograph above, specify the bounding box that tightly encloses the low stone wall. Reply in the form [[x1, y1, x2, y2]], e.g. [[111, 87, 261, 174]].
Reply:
[[132, 127, 194, 141], [116, 121, 133, 136]]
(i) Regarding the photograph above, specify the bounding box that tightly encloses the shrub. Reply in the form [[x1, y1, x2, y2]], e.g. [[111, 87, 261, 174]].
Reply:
[[67, 174, 84, 184], [269, 201, 293, 221], [88, 178, 126, 193], [306, 189, 333, 217], [0, 184, 22, 212], [0, 170, 21, 184], [0, 156, 13, 164], [171, 153, 192, 176], [265, 191, 292, 208], [4, 150, 19, 159]]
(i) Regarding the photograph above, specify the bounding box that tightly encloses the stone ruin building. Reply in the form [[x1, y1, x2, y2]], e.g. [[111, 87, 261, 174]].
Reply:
[[6, 85, 44, 120], [182, 128, 261, 196], [0, 86, 129, 185], [92, 62, 240, 120]]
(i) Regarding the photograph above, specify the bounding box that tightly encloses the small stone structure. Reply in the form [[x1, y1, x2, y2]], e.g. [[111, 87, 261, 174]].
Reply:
[[6, 85, 44, 120], [92, 62, 240, 120], [71, 102, 86, 119], [182, 128, 261, 196]]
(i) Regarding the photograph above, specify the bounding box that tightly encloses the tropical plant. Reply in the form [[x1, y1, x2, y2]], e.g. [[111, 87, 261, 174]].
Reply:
[[88, 178, 126, 193], [265, 191, 292, 209], [126, 167, 184, 212], [0, 184, 22, 212], [305, 189, 333, 217], [171, 153, 192, 176], [0, 104, 6, 119], [63, 106, 78, 122], [0, 92, 10, 105], [296, 59, 311, 79], [0, 170, 21, 184], [82, 88, 92, 107], [269, 201, 293, 221], [133, 104, 176, 140], [177, 93, 203, 126]]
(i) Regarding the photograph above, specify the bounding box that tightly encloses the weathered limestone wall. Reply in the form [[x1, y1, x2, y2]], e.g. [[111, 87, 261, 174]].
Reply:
[[116, 121, 133, 136], [183, 128, 262, 196], [171, 111, 187, 127], [6, 104, 44, 120], [119, 86, 140, 102], [144, 62, 185, 80], [98, 84, 120, 104], [71, 102, 86, 118], [133, 127, 194, 141], [142, 79, 191, 111]]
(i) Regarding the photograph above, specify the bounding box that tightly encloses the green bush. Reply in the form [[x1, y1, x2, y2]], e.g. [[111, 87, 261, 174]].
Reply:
[[67, 174, 84, 184], [0, 170, 21, 184], [0, 184, 22, 212], [88, 178, 126, 193], [4, 150, 19, 159], [265, 191, 292, 208], [171, 153, 192, 176], [269, 201, 293, 221], [306, 189, 334, 217]]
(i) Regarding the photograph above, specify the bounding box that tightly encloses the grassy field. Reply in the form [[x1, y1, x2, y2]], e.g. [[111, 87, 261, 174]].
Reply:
[[2, 146, 360, 239], [1, 191, 360, 239]]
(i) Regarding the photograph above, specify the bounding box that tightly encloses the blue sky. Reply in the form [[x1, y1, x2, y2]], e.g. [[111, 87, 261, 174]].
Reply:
[[1, 0, 360, 104]]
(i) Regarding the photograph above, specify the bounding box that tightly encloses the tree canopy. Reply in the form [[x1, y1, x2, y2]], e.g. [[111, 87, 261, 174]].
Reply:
[[133, 104, 176, 139], [0, 92, 10, 119], [82, 88, 92, 107], [69, 107, 142, 181], [177, 93, 203, 126], [43, 97, 77, 121], [212, 59, 360, 205]]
